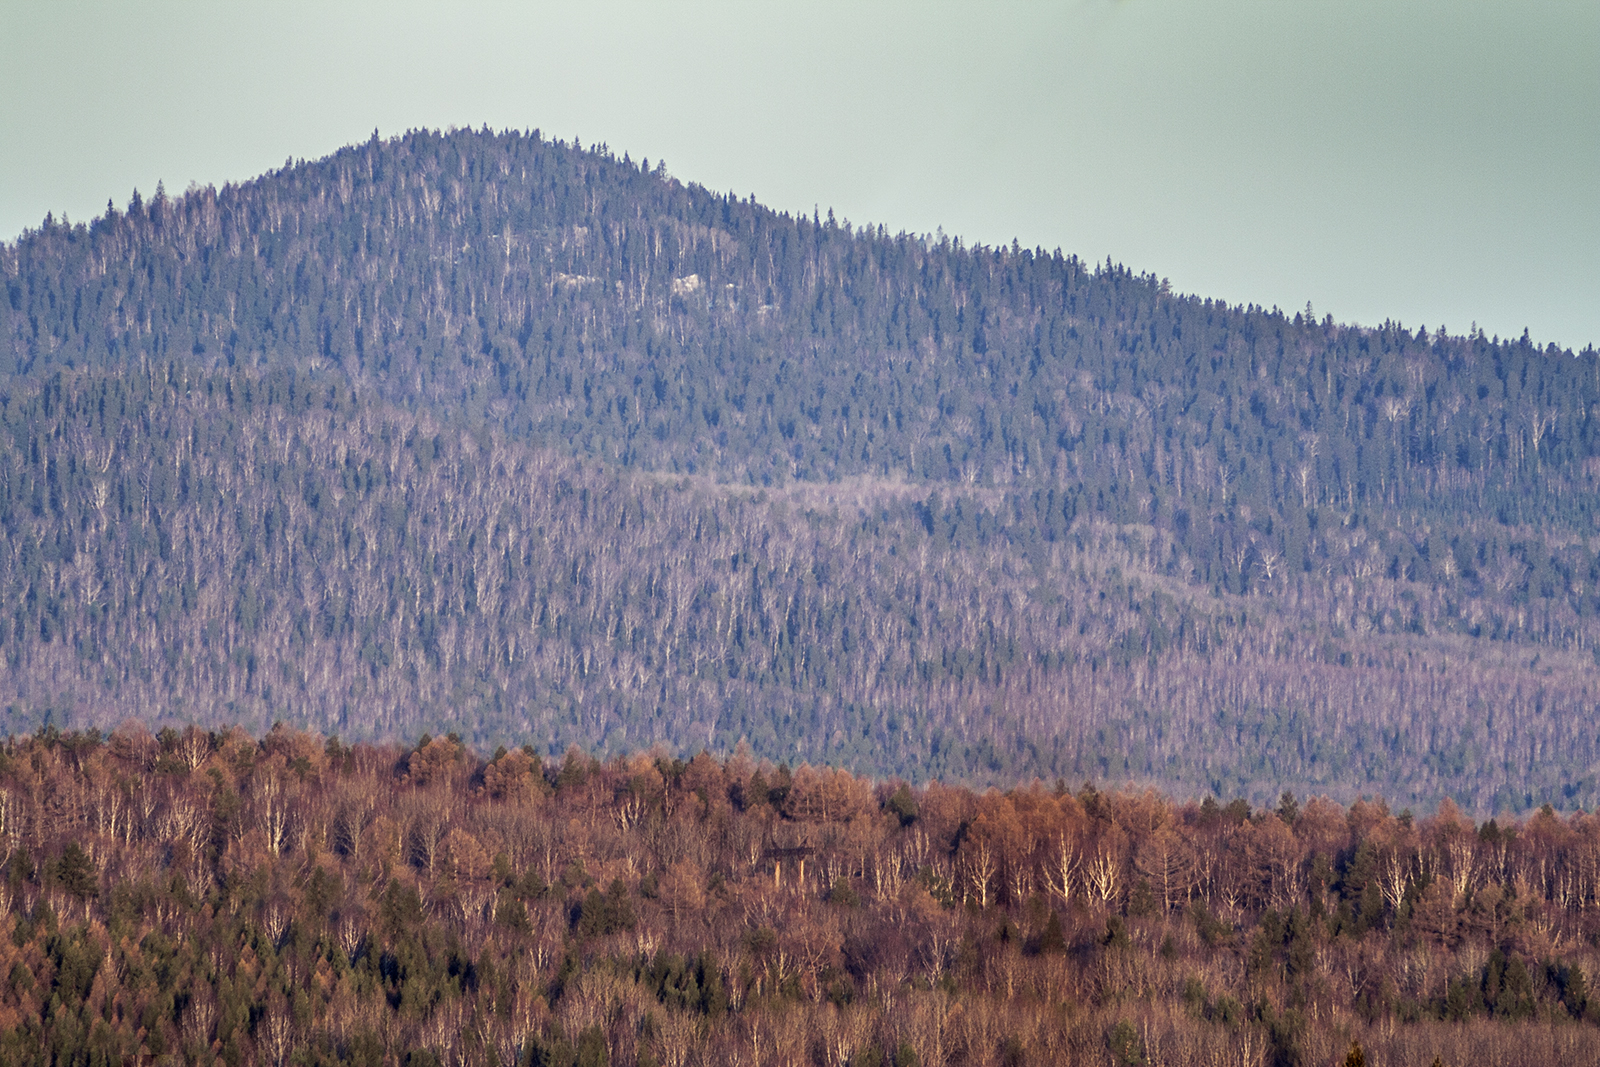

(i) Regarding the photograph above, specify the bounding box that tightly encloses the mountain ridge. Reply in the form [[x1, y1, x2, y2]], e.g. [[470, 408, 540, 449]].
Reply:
[[4, 127, 1600, 811]]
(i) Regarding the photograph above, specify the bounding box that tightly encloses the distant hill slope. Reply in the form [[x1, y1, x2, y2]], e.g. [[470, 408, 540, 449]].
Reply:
[[3, 128, 1600, 809]]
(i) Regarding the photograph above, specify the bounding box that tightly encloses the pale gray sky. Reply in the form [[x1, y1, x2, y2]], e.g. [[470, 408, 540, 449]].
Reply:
[[4, 1, 1596, 348]]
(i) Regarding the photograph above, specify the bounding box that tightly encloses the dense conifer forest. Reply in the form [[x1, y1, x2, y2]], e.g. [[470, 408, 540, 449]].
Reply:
[[5, 723, 1600, 1066], [4, 127, 1600, 808]]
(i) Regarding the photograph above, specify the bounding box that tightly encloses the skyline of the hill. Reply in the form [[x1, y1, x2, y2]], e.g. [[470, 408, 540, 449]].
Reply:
[[2, 1, 1595, 350]]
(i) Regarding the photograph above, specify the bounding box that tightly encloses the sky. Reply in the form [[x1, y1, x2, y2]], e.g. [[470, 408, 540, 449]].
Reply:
[[3, 1, 1596, 350]]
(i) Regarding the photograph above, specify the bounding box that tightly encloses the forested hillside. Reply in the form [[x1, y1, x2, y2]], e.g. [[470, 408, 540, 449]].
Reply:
[[5, 723, 1600, 1066], [3, 127, 1600, 808]]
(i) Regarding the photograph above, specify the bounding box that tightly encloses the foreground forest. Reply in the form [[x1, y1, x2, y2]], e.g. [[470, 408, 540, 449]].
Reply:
[[7, 725, 1600, 1066], [4, 127, 1600, 806]]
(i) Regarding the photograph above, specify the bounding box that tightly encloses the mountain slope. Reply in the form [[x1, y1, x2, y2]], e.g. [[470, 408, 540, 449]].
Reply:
[[3, 127, 1599, 809]]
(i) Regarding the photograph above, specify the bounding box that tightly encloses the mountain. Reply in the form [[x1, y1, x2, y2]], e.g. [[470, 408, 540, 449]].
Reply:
[[4, 127, 1599, 809]]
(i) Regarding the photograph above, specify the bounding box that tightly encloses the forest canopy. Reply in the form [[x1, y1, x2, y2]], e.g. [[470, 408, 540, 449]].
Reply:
[[2, 723, 1600, 1066], [3, 128, 1600, 809]]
